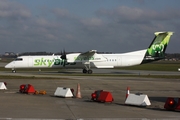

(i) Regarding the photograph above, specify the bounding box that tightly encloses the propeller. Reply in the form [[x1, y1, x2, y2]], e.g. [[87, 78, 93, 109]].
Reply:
[[61, 49, 67, 59], [60, 49, 67, 67]]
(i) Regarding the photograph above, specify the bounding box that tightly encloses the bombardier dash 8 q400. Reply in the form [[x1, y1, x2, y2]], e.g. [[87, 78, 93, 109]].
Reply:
[[5, 31, 173, 74]]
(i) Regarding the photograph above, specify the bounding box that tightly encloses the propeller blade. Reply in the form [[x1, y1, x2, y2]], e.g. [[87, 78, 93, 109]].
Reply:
[[60, 49, 67, 60], [60, 55, 66, 60], [60, 49, 67, 67]]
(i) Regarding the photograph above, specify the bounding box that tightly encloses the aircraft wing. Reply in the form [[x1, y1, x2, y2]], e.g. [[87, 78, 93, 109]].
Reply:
[[67, 50, 107, 62], [80, 50, 103, 62], [80, 50, 97, 56], [79, 50, 107, 62]]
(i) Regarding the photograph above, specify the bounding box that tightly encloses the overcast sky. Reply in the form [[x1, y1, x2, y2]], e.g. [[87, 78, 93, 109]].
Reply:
[[0, 0, 180, 54]]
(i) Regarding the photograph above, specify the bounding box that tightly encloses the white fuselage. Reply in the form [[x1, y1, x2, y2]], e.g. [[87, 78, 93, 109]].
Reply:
[[5, 31, 174, 73], [5, 49, 147, 69]]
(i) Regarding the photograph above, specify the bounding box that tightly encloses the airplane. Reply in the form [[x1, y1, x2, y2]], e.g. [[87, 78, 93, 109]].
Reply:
[[5, 31, 173, 74]]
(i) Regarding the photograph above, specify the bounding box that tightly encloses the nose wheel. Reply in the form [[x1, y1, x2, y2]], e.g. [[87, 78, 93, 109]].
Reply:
[[12, 69, 16, 73]]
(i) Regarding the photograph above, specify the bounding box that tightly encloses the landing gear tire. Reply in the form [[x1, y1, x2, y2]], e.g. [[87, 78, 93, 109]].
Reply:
[[83, 62, 93, 74], [87, 70, 93, 74], [83, 69, 87, 73], [82, 69, 93, 74], [12, 70, 16, 73]]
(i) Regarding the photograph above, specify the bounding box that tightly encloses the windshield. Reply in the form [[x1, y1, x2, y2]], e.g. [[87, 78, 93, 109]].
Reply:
[[14, 58, 23, 61]]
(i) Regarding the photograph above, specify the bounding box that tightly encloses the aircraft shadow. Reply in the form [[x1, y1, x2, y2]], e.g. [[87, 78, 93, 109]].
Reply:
[[149, 96, 167, 102]]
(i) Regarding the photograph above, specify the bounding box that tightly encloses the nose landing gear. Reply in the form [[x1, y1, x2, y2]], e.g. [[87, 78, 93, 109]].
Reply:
[[12, 69, 16, 73]]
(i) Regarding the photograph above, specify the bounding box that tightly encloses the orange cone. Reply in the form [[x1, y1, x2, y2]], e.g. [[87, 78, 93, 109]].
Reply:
[[126, 87, 130, 99], [76, 83, 82, 98]]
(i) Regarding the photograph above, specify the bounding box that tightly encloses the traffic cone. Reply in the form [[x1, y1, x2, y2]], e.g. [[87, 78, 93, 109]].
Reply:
[[76, 83, 82, 98], [126, 87, 130, 99]]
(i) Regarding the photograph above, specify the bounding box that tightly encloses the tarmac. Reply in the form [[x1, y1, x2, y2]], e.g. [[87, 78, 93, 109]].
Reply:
[[0, 61, 180, 119], [0, 68, 180, 120]]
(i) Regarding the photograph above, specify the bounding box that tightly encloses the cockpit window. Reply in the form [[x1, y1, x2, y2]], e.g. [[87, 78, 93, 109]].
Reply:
[[15, 58, 23, 61]]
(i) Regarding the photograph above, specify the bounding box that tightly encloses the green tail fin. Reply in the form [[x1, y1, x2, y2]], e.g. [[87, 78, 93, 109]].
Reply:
[[143, 31, 173, 63]]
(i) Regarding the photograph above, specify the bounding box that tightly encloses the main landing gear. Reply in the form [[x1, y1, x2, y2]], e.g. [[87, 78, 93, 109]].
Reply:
[[82, 62, 93, 74], [82, 68, 93, 74]]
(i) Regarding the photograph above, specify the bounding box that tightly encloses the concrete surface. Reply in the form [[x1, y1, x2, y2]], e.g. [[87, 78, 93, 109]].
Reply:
[[1, 61, 180, 119], [0, 74, 180, 119]]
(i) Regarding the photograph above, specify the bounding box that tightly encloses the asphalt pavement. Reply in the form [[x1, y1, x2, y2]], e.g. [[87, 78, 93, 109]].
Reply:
[[0, 73, 180, 119], [0, 62, 180, 119]]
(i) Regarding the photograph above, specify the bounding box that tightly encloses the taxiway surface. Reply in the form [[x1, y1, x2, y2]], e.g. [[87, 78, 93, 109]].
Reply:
[[0, 70, 180, 120]]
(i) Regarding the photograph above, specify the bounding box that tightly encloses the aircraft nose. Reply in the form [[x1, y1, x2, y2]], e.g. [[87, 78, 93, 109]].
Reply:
[[5, 63, 12, 68]]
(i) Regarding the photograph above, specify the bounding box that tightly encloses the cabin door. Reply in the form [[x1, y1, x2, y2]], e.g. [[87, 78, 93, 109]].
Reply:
[[28, 58, 33, 67]]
